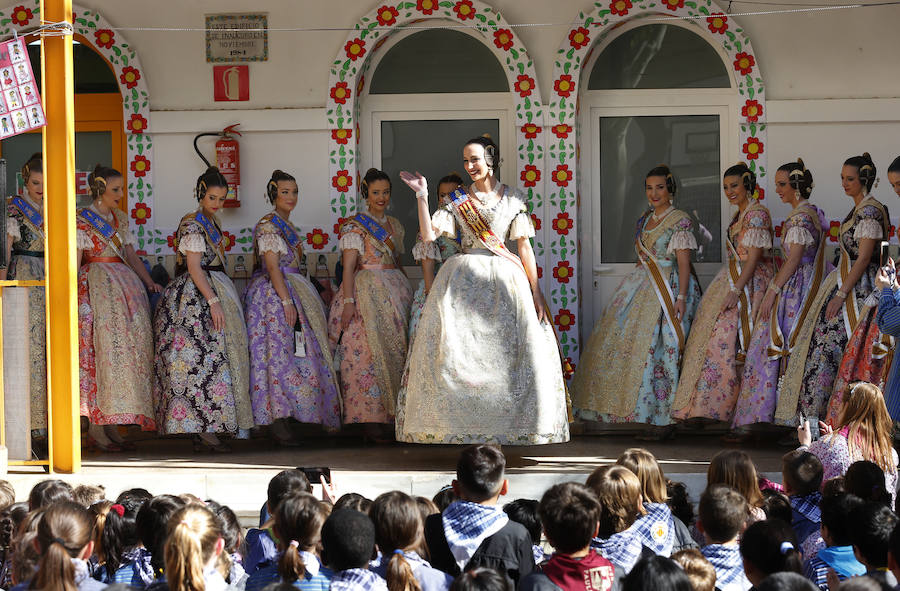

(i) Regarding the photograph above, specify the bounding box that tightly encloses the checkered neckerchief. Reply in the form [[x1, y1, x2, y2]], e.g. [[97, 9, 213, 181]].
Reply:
[[791, 491, 822, 523], [701, 544, 751, 591], [442, 501, 509, 570], [330, 568, 388, 591], [632, 502, 675, 556], [590, 529, 643, 573]]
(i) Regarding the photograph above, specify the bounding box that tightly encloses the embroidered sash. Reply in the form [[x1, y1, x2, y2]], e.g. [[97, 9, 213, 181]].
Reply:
[[635, 211, 685, 353], [349, 213, 398, 264], [194, 211, 226, 265], [263, 212, 304, 263], [449, 187, 573, 417], [77, 208, 125, 259], [9, 195, 43, 237], [768, 204, 826, 360]]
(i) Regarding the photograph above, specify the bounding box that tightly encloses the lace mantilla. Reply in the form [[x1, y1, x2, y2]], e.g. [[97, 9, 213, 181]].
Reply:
[[783, 225, 815, 247], [6, 218, 19, 240], [741, 227, 773, 249], [76, 229, 93, 250], [432, 209, 456, 238]]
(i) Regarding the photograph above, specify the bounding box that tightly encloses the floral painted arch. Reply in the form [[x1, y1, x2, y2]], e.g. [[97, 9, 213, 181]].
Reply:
[[0, 1, 155, 252], [325, 0, 548, 259], [546, 2, 766, 365]]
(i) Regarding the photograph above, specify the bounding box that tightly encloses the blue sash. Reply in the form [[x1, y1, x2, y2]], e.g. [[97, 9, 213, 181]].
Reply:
[[78, 207, 124, 255], [194, 211, 226, 262], [269, 213, 301, 249], [350, 213, 397, 261], [10, 195, 43, 235]]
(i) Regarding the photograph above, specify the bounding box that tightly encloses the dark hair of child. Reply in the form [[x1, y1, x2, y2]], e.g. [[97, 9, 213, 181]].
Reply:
[[781, 450, 824, 496], [438, 173, 465, 188], [670, 549, 716, 591], [433, 486, 458, 512], [850, 502, 898, 568], [72, 484, 106, 508], [823, 477, 846, 498], [456, 445, 505, 502], [740, 520, 802, 578], [698, 485, 748, 544], [832, 577, 893, 591], [450, 566, 512, 591], [371, 491, 426, 591], [666, 480, 694, 526], [820, 493, 864, 547], [321, 509, 376, 572], [100, 497, 143, 579], [32, 501, 95, 591], [268, 470, 312, 513], [274, 491, 328, 584], [588, 465, 645, 538], [0, 501, 28, 585], [135, 494, 186, 575], [761, 490, 792, 524], [538, 482, 601, 555], [205, 499, 244, 556], [503, 499, 541, 545], [755, 572, 819, 591], [845, 461, 892, 508], [116, 488, 153, 505], [333, 492, 372, 513], [29, 479, 74, 510], [623, 556, 694, 591]]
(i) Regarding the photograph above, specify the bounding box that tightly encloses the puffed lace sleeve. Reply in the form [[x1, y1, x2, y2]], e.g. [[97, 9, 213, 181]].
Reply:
[[855, 204, 885, 240], [6, 217, 19, 240], [508, 211, 536, 240], [412, 235, 441, 262], [178, 222, 207, 255], [432, 207, 456, 239], [782, 215, 816, 247], [667, 216, 698, 254], [741, 208, 773, 249], [256, 221, 289, 256], [76, 228, 93, 250], [338, 224, 365, 253]]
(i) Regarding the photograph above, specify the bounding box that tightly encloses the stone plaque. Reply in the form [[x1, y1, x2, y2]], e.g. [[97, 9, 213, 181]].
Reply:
[[206, 13, 268, 63]]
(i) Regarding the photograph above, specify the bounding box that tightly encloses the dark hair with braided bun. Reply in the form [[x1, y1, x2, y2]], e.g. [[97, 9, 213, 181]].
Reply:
[[464, 135, 501, 172], [361, 168, 391, 199], [196, 166, 228, 202], [88, 164, 123, 201], [724, 162, 757, 195], [646, 164, 677, 196], [844, 152, 877, 193], [777, 158, 814, 200], [888, 156, 900, 175], [267, 169, 297, 204], [21, 152, 41, 181]]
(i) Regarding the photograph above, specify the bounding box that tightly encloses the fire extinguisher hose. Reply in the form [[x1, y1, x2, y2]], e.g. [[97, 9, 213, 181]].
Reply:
[[193, 132, 222, 169]]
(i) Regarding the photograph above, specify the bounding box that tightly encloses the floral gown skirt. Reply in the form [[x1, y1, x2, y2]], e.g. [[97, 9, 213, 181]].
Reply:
[[244, 270, 341, 428], [154, 270, 253, 434], [78, 261, 155, 428], [8, 253, 46, 430], [396, 252, 570, 445]]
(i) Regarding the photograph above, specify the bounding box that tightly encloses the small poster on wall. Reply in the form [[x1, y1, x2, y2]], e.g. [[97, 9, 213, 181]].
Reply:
[[206, 13, 268, 62], [0, 38, 44, 138]]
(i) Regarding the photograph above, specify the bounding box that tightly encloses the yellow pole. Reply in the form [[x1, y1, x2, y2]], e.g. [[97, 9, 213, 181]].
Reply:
[[41, 0, 79, 473]]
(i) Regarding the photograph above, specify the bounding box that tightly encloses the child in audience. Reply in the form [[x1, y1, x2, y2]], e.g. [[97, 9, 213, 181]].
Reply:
[[322, 509, 388, 591], [147, 504, 231, 591], [845, 462, 893, 508], [424, 445, 534, 587], [135, 494, 186, 583], [246, 469, 313, 574], [621, 556, 693, 591], [587, 466, 650, 574], [334, 493, 373, 513], [670, 549, 716, 591], [28, 478, 74, 510], [433, 486, 458, 513], [696, 485, 751, 591], [371, 491, 453, 591], [450, 567, 511, 591], [740, 520, 803, 587], [98, 497, 153, 587], [618, 449, 676, 556], [761, 490, 793, 525], [802, 493, 865, 591], [666, 480, 699, 553], [756, 573, 818, 591], [707, 451, 767, 523], [849, 502, 898, 587], [246, 491, 331, 591], [73, 485, 106, 508], [781, 450, 824, 548], [205, 499, 247, 587], [503, 499, 545, 564], [520, 482, 619, 591]]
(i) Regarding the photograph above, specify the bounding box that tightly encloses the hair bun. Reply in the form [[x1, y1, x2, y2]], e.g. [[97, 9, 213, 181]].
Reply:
[[796, 157, 805, 170], [481, 133, 492, 139], [736, 161, 748, 168], [205, 166, 220, 175], [271, 169, 285, 178], [862, 152, 872, 162], [365, 167, 379, 176]]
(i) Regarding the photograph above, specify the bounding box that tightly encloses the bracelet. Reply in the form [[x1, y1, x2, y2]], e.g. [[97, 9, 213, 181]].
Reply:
[[730, 288, 739, 295], [415, 190, 428, 200], [676, 294, 685, 301], [343, 297, 356, 305], [281, 298, 292, 307], [207, 297, 220, 305], [767, 281, 781, 294], [834, 290, 848, 300]]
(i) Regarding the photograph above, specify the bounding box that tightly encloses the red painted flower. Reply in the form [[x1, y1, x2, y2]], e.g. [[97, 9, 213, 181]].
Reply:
[[733, 52, 755, 76], [755, 187, 766, 201], [344, 38, 366, 61], [10, 5, 33, 26], [306, 229, 329, 250], [135, 249, 147, 256], [514, 74, 535, 98], [222, 231, 236, 252], [828, 220, 841, 242], [130, 155, 150, 178], [330, 82, 351, 105], [554, 75, 575, 98], [376, 5, 399, 26], [453, 0, 476, 20], [521, 123, 541, 139], [120, 66, 141, 89], [663, 0, 685, 10], [520, 165, 541, 187], [167, 232, 176, 249], [531, 213, 541, 231], [130, 202, 151, 225], [334, 216, 350, 235], [94, 29, 115, 49], [742, 137, 764, 160], [609, 0, 632, 16], [417, 0, 437, 14], [553, 261, 573, 283], [332, 170, 353, 193], [552, 212, 573, 235], [493, 29, 514, 51], [537, 265, 543, 279], [554, 308, 575, 332], [569, 27, 590, 49], [563, 357, 575, 380], [707, 13, 728, 34], [332, 128, 352, 145], [742, 100, 763, 123], [552, 164, 573, 187], [127, 114, 148, 134], [551, 124, 573, 139], [775, 222, 783, 238]]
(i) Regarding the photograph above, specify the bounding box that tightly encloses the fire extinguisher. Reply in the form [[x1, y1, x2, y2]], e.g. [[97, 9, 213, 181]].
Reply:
[[194, 124, 241, 207]]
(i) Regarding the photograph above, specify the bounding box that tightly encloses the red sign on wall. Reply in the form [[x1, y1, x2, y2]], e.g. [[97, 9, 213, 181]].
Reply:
[[213, 65, 249, 102]]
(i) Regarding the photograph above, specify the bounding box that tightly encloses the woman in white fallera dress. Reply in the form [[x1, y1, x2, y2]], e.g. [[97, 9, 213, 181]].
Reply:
[[395, 136, 569, 445]]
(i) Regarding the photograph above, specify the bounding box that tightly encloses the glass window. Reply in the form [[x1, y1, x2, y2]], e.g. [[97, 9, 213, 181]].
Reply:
[[598, 114, 721, 263], [370, 30, 508, 94], [588, 24, 730, 89], [26, 41, 119, 94], [379, 118, 500, 264]]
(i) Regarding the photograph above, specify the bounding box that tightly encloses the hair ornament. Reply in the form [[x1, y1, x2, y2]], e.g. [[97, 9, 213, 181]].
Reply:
[[51, 537, 68, 547], [289, 540, 300, 548], [393, 549, 406, 556], [110, 503, 125, 518], [779, 541, 794, 554]]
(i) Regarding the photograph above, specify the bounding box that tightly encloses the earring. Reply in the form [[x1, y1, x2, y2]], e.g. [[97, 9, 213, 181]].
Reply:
[[794, 190, 801, 201]]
